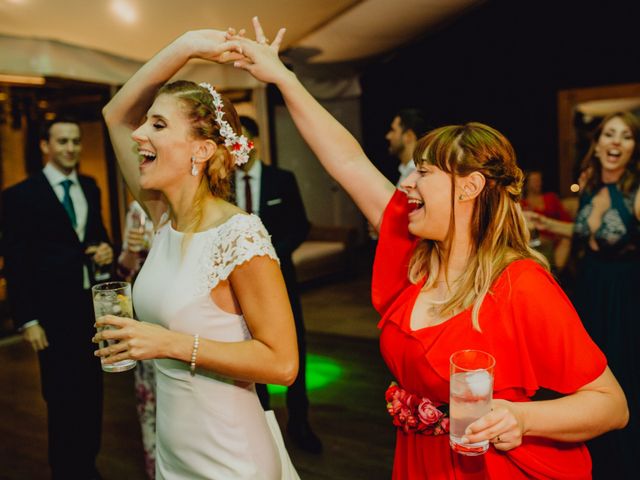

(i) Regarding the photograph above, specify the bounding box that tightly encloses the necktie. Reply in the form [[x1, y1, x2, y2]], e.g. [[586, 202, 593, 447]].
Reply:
[[60, 179, 77, 228], [243, 174, 253, 214]]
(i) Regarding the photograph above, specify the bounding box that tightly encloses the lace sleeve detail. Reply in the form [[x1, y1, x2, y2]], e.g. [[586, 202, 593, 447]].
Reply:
[[196, 214, 279, 295]]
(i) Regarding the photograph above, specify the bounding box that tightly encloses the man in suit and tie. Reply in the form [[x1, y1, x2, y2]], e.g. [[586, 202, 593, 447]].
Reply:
[[2, 117, 113, 479], [235, 116, 322, 454]]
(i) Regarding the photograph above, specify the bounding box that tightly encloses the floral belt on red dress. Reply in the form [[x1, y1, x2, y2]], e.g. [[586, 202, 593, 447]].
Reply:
[[385, 382, 449, 435]]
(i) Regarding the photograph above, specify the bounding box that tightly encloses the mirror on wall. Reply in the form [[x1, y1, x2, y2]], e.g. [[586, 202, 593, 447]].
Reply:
[[557, 83, 640, 199]]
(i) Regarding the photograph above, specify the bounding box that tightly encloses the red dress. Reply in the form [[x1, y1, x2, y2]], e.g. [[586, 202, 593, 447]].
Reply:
[[373, 190, 607, 480]]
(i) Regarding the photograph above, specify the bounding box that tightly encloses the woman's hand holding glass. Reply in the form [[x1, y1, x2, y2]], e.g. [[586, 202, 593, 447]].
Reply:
[[462, 399, 526, 452], [126, 227, 147, 254], [93, 315, 176, 365]]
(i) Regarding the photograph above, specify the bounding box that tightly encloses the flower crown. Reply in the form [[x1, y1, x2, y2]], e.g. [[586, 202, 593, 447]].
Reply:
[[198, 82, 253, 167]]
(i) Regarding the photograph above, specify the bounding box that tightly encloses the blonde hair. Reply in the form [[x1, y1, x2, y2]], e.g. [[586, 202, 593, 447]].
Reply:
[[156, 80, 241, 236], [408, 123, 548, 330]]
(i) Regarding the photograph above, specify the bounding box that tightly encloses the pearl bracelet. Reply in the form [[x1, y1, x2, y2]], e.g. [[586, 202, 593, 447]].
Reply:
[[189, 334, 200, 376]]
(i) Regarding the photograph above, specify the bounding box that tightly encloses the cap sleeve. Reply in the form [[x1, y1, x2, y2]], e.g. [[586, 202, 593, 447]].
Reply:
[[372, 189, 419, 315], [197, 214, 279, 295]]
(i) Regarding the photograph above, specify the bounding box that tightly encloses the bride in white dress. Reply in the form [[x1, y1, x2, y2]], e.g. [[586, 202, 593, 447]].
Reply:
[[96, 28, 298, 479]]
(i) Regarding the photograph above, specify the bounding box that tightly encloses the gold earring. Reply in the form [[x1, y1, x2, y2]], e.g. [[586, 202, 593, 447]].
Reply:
[[458, 194, 465, 201]]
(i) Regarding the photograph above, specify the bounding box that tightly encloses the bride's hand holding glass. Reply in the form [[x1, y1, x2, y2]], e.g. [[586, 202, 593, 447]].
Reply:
[[93, 315, 182, 365]]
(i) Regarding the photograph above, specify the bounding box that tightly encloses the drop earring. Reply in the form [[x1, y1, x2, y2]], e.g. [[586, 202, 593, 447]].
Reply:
[[191, 156, 198, 176]]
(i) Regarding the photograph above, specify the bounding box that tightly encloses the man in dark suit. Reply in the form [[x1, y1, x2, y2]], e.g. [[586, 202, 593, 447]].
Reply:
[[235, 116, 322, 454], [2, 118, 113, 479]]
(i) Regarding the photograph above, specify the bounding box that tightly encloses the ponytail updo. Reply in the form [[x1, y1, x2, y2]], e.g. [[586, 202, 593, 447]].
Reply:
[[156, 80, 241, 200]]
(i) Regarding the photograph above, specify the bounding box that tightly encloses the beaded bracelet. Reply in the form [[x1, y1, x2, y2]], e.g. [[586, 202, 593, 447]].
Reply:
[[190, 334, 200, 376]]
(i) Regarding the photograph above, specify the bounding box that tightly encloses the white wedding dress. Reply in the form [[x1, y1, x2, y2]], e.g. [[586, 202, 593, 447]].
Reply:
[[133, 213, 285, 479]]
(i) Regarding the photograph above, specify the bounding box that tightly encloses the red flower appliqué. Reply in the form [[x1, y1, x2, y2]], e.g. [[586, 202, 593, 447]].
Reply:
[[385, 382, 449, 435]]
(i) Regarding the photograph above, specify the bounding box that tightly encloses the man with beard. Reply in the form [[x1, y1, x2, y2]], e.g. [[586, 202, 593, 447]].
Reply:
[[385, 108, 429, 187]]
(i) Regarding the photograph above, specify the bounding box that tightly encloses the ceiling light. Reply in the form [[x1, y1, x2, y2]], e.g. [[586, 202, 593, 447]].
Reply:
[[111, 0, 137, 24]]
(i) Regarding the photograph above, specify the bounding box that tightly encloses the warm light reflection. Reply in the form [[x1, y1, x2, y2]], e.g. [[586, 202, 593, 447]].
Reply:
[[0, 74, 45, 85], [570, 183, 580, 193], [111, 0, 137, 24]]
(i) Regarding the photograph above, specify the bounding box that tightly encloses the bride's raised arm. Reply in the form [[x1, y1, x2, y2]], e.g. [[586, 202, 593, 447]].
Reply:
[[232, 18, 396, 231], [102, 31, 240, 223]]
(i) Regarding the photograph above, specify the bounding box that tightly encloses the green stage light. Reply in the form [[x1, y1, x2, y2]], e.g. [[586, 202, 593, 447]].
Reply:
[[267, 354, 342, 395]]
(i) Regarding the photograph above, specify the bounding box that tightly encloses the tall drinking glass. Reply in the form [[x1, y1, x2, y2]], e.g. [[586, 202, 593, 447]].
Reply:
[[449, 349, 495, 455], [92, 281, 137, 373]]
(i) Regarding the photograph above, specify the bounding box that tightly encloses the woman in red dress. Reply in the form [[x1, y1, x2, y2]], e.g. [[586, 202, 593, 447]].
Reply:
[[521, 170, 572, 270], [229, 19, 629, 479]]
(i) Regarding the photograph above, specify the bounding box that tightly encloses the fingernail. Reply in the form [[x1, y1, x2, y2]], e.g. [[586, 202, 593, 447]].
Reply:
[[465, 427, 472, 435], [461, 437, 469, 444]]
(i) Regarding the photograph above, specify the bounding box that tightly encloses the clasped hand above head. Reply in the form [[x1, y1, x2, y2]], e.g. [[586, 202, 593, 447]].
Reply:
[[187, 17, 290, 85]]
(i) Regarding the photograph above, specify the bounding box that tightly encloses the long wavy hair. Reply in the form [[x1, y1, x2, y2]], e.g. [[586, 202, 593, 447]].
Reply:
[[156, 80, 241, 235], [579, 111, 640, 196], [408, 122, 548, 330]]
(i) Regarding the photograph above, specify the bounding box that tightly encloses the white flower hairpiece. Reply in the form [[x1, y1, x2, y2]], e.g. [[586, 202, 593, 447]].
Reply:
[[198, 82, 253, 166]]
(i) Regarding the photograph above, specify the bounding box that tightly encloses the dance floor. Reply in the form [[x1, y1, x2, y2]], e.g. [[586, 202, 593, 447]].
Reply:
[[0, 251, 395, 479]]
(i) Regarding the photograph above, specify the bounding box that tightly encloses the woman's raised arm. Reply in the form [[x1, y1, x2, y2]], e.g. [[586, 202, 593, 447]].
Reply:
[[233, 18, 396, 230], [102, 31, 240, 223]]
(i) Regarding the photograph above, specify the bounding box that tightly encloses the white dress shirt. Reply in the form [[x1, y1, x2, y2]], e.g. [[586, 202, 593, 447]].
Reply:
[[234, 160, 262, 215], [43, 162, 89, 241]]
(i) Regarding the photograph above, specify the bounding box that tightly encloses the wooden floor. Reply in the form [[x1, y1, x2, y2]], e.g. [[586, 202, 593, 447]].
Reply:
[[0, 260, 396, 480]]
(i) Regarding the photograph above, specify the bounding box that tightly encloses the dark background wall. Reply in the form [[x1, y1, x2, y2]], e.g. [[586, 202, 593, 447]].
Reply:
[[360, 0, 640, 192]]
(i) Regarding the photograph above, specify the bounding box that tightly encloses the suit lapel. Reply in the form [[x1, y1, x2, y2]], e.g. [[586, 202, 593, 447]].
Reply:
[[259, 164, 273, 213]]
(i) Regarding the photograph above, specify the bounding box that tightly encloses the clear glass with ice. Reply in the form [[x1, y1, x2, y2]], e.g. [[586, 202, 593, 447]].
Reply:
[[449, 349, 495, 455], [91, 281, 136, 373]]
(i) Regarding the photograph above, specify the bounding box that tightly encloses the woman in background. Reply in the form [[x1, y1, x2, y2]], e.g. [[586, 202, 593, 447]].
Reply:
[[532, 111, 640, 478], [520, 170, 572, 270]]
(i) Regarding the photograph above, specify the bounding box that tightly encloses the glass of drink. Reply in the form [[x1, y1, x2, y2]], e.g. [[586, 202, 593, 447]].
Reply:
[[128, 210, 148, 253], [449, 349, 495, 455], [86, 242, 112, 283], [91, 281, 136, 373]]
